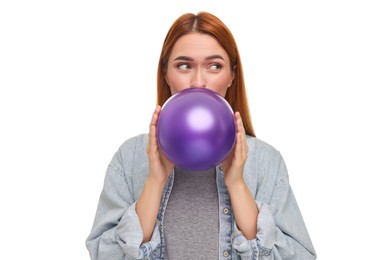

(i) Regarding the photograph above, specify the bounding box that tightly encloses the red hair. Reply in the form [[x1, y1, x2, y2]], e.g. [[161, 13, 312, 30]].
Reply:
[[157, 12, 255, 137]]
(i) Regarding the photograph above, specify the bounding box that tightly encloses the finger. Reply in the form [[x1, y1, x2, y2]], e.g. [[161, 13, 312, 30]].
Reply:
[[149, 106, 161, 128], [235, 131, 243, 157], [236, 112, 248, 143], [235, 112, 245, 134], [150, 106, 162, 139], [148, 106, 161, 155], [234, 112, 248, 160]]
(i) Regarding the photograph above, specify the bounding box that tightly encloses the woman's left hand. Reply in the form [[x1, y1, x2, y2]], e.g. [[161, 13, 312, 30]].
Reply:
[[222, 112, 257, 240], [222, 111, 248, 187]]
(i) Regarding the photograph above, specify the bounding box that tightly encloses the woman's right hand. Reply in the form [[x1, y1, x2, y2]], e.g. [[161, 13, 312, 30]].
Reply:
[[136, 106, 174, 243], [146, 105, 174, 185]]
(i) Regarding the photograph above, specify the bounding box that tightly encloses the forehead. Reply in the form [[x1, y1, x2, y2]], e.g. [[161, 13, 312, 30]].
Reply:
[[170, 33, 228, 59]]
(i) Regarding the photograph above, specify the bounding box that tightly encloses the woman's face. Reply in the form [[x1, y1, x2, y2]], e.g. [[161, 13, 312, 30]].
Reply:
[[165, 33, 235, 97]]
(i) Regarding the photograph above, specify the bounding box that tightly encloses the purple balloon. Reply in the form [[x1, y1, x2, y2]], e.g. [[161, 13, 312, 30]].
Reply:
[[157, 88, 236, 171]]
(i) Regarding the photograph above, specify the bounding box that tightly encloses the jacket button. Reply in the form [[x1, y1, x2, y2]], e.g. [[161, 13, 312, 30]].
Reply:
[[223, 207, 230, 215], [223, 251, 230, 257]]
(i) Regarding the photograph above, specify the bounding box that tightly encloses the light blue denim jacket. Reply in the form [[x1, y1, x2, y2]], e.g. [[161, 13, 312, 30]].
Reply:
[[86, 134, 316, 259]]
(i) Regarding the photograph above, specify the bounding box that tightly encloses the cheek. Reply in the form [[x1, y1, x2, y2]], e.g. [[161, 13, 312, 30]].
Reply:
[[167, 78, 187, 94], [209, 74, 233, 96], [166, 72, 190, 94]]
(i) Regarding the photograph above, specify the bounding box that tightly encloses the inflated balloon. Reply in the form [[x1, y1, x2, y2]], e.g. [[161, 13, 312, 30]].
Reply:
[[157, 88, 236, 171]]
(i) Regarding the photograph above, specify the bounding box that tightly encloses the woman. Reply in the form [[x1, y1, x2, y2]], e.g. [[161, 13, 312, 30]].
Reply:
[[86, 12, 316, 259]]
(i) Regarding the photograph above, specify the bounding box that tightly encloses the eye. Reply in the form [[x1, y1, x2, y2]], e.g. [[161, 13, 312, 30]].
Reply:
[[177, 63, 191, 70], [208, 63, 222, 71]]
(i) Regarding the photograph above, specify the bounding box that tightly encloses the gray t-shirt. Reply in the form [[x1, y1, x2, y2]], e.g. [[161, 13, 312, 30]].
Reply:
[[163, 166, 219, 259]]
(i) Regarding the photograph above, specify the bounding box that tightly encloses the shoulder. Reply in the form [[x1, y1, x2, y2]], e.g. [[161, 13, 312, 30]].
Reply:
[[118, 133, 148, 154], [245, 136, 286, 180], [245, 135, 288, 201], [109, 133, 149, 175], [246, 135, 283, 162], [103, 134, 149, 200]]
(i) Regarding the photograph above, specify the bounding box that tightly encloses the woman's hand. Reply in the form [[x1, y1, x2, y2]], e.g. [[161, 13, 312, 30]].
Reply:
[[146, 105, 174, 184], [222, 111, 248, 188], [137, 106, 174, 243], [222, 112, 257, 240]]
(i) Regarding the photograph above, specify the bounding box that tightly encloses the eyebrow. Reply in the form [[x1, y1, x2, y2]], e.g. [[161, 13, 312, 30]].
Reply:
[[173, 55, 225, 61]]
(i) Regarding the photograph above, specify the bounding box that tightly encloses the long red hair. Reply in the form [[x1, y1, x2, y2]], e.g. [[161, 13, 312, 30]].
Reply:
[[157, 12, 255, 137]]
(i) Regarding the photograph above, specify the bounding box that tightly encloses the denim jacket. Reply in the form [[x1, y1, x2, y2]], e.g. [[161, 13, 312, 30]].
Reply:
[[86, 134, 316, 259]]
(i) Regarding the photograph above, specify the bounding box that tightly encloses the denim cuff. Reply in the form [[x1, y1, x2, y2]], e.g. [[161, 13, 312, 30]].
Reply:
[[232, 201, 276, 257], [115, 202, 161, 259]]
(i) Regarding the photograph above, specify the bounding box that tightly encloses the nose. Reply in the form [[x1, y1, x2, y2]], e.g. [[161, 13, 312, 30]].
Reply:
[[190, 69, 206, 88]]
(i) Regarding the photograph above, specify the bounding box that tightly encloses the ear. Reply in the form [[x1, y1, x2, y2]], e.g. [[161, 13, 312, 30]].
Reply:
[[164, 76, 173, 95], [164, 75, 170, 86], [228, 65, 236, 87]]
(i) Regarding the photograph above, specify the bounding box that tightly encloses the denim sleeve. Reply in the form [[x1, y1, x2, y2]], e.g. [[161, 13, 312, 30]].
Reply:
[[232, 201, 276, 257], [232, 155, 317, 259], [115, 202, 161, 259], [85, 147, 160, 259]]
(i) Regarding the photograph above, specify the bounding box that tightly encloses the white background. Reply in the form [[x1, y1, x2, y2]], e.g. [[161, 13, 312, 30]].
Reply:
[[1, 1, 389, 259]]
